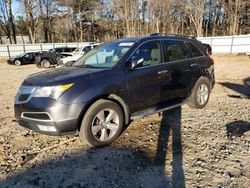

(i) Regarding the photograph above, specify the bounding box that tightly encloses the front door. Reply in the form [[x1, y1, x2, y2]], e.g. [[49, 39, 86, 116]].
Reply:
[[126, 40, 171, 112]]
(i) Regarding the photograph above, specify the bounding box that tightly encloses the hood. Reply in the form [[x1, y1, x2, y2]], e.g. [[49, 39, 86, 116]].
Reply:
[[23, 67, 105, 86], [61, 54, 83, 64]]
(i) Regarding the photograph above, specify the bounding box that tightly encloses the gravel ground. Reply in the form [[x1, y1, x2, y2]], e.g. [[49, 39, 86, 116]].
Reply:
[[0, 55, 249, 188]]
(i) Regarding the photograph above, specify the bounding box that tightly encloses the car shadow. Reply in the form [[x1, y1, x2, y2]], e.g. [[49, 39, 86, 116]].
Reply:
[[220, 81, 250, 99], [0, 107, 185, 187], [155, 106, 185, 188], [244, 77, 250, 87], [226, 120, 250, 138]]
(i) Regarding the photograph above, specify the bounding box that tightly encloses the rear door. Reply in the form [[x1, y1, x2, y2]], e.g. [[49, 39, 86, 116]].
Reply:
[[160, 39, 194, 103], [127, 40, 171, 112]]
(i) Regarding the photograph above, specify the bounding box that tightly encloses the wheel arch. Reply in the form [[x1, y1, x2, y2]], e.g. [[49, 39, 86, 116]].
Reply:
[[76, 94, 130, 131]]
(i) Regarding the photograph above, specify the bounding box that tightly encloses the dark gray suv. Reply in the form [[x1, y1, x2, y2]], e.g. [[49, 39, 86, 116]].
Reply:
[[14, 34, 215, 147]]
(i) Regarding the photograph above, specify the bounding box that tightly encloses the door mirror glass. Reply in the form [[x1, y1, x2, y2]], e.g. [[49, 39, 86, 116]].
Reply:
[[131, 58, 144, 69]]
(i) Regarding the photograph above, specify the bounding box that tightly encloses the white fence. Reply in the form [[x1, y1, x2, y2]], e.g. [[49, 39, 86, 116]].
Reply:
[[0, 34, 250, 58], [0, 42, 91, 58], [198, 34, 250, 54]]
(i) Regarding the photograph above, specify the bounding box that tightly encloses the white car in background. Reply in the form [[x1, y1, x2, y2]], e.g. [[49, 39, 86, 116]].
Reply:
[[58, 43, 100, 66]]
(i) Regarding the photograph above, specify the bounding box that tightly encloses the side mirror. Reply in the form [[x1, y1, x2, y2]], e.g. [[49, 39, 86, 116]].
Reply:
[[131, 58, 144, 69]]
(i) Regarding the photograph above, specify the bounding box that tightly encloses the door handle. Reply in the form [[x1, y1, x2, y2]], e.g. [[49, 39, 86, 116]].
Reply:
[[190, 63, 198, 67], [158, 70, 168, 75]]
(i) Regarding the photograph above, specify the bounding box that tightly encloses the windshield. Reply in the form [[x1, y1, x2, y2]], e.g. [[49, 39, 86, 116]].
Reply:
[[72, 41, 134, 68]]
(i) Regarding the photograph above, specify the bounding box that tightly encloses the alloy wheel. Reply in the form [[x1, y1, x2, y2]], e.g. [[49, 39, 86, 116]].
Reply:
[[91, 109, 120, 141], [196, 84, 209, 105]]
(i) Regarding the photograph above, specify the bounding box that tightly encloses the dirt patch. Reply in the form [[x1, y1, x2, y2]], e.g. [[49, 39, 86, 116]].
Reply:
[[0, 55, 250, 187]]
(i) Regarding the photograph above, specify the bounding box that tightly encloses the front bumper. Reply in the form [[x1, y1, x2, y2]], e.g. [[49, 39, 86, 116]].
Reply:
[[15, 97, 84, 136], [7, 60, 14, 65]]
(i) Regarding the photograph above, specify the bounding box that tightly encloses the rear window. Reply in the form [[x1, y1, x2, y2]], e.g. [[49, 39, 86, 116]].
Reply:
[[163, 40, 189, 62], [188, 42, 204, 57]]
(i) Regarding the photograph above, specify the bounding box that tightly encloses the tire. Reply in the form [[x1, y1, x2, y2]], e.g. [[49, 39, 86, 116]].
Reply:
[[35, 56, 42, 68], [36, 62, 42, 68], [65, 61, 75, 67], [79, 99, 124, 147], [187, 76, 211, 109], [41, 59, 51, 68], [14, 60, 21, 66]]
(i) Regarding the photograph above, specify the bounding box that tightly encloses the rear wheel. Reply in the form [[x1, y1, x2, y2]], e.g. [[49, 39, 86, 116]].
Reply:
[[79, 99, 124, 147], [35, 56, 41, 68], [187, 77, 211, 109], [41, 59, 51, 68]]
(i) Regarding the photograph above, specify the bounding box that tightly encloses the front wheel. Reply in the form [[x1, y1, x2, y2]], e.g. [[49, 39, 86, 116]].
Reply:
[[187, 77, 211, 109], [79, 99, 124, 147], [14, 60, 21, 66]]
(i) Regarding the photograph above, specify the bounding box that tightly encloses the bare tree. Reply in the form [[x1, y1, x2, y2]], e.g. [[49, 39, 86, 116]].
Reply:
[[21, 0, 38, 43], [7, 0, 16, 43], [0, 0, 12, 43]]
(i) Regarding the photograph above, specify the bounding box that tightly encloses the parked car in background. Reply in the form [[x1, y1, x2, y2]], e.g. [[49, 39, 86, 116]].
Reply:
[[58, 43, 100, 67], [35, 51, 60, 68], [35, 47, 77, 68], [14, 34, 214, 147], [7, 52, 41, 66], [48, 47, 76, 58]]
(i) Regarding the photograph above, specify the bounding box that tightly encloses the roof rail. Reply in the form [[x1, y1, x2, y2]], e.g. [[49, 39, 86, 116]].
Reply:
[[149, 33, 161, 36], [149, 33, 197, 39], [165, 33, 197, 39]]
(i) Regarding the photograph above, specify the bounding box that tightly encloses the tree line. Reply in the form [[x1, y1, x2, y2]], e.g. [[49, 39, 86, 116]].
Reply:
[[0, 0, 249, 44]]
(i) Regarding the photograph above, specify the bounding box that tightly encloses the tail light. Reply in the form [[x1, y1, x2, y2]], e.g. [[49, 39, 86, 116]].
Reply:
[[210, 58, 214, 64]]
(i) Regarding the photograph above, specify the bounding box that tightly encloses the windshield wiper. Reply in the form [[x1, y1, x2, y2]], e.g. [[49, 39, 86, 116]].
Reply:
[[74, 64, 95, 68]]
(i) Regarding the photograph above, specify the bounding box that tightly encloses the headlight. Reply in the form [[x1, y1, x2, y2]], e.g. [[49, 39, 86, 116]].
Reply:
[[33, 83, 74, 99]]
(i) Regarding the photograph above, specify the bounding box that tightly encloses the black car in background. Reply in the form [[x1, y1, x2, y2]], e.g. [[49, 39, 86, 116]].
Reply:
[[7, 52, 41, 66], [35, 47, 77, 68], [14, 34, 215, 147]]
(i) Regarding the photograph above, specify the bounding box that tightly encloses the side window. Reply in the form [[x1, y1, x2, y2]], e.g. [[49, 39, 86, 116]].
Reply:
[[82, 46, 92, 53], [188, 42, 204, 57], [24, 53, 32, 58], [131, 41, 162, 67], [163, 40, 189, 62]]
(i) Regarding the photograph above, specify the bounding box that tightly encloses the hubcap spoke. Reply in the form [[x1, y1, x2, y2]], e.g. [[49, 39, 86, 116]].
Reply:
[[105, 110, 116, 123], [100, 128, 109, 141], [92, 124, 102, 135], [96, 110, 105, 123], [106, 123, 119, 132]]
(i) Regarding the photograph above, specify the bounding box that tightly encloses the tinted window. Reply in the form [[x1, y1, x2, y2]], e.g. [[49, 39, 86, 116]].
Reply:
[[82, 46, 92, 53], [63, 47, 75, 52], [131, 41, 162, 67], [188, 42, 204, 57], [163, 40, 189, 62], [24, 53, 33, 58]]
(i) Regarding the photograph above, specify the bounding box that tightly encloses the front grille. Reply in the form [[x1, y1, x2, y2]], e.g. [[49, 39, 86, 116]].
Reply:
[[22, 112, 52, 121]]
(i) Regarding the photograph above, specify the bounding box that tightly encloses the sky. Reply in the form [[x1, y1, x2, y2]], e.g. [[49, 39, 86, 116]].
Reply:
[[12, 1, 25, 18]]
